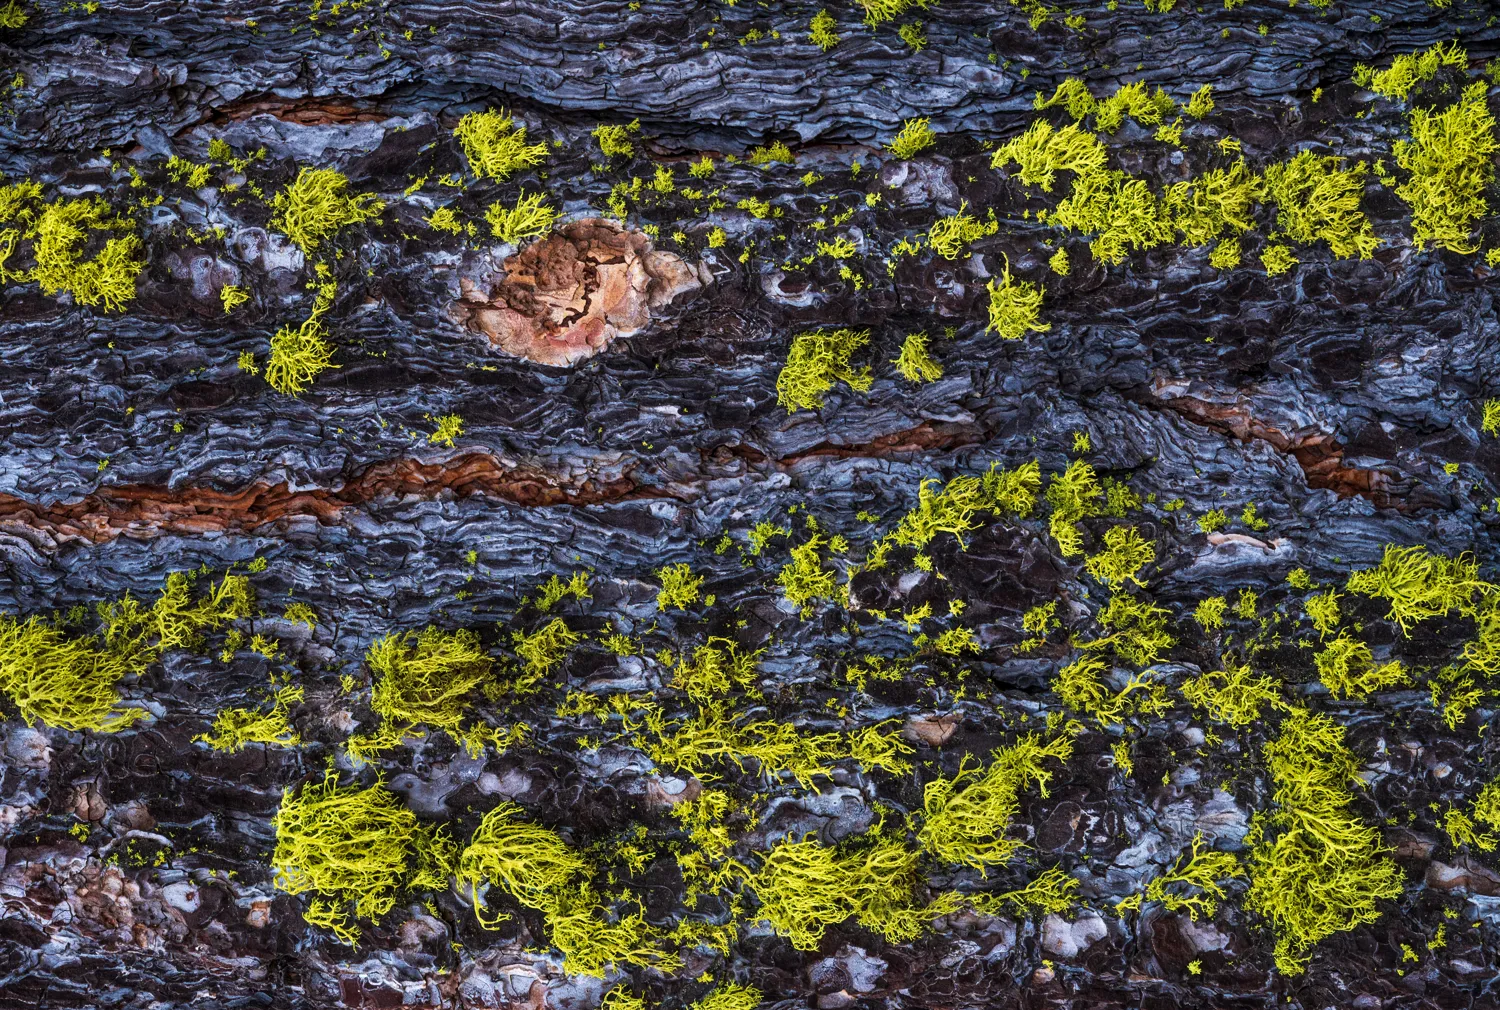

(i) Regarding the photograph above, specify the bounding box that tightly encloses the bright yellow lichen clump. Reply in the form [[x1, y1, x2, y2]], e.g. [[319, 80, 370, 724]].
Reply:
[[487, 190, 559, 246], [455, 108, 550, 180], [265, 279, 338, 396], [1044, 459, 1103, 556], [991, 120, 1107, 192], [1244, 709, 1404, 975], [456, 802, 587, 921], [656, 562, 705, 610], [1393, 82, 1497, 254], [0, 571, 255, 733], [918, 728, 1076, 870], [0, 616, 149, 733], [1180, 655, 1283, 727], [985, 257, 1049, 341], [748, 835, 924, 948], [1344, 544, 1491, 634], [194, 683, 303, 752], [24, 195, 144, 311], [893, 331, 943, 383], [272, 772, 447, 944], [270, 167, 384, 257], [1261, 152, 1379, 260], [776, 327, 874, 412], [368, 626, 492, 734], [1052, 654, 1168, 727]]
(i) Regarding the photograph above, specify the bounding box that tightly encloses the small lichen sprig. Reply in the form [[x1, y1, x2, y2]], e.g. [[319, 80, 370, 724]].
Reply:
[[886, 117, 937, 160], [893, 331, 942, 383], [809, 9, 839, 50], [265, 279, 338, 396], [427, 413, 465, 449], [985, 256, 1049, 341]]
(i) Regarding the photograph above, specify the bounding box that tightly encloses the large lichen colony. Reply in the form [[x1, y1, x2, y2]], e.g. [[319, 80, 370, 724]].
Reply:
[[3, 1, 1500, 1008]]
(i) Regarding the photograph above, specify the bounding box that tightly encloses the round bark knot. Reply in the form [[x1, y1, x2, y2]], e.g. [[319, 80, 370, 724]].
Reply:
[[454, 218, 709, 367]]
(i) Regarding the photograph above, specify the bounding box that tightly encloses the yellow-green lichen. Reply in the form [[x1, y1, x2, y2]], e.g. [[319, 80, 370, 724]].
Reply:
[[776, 327, 873, 412], [455, 108, 550, 180], [1244, 709, 1404, 975], [269, 167, 383, 257], [917, 728, 1076, 870]]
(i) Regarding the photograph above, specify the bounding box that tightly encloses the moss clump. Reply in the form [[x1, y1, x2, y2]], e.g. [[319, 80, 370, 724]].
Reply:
[[194, 683, 302, 752], [367, 626, 492, 735], [455, 109, 549, 181], [885, 117, 937, 160], [776, 327, 873, 412], [893, 330, 943, 383], [991, 120, 1107, 193], [486, 190, 558, 246], [0, 616, 148, 733], [1345, 544, 1490, 634], [748, 835, 924, 949], [269, 168, 383, 257], [1244, 709, 1404, 975], [1083, 525, 1155, 589], [271, 772, 436, 944], [655, 563, 705, 610], [1181, 656, 1283, 727], [1262, 152, 1379, 260], [1394, 82, 1498, 254], [28, 196, 143, 312], [1312, 632, 1408, 701], [984, 258, 1049, 341], [456, 802, 587, 922], [918, 728, 1075, 870], [0, 0, 28, 27], [265, 280, 338, 396]]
